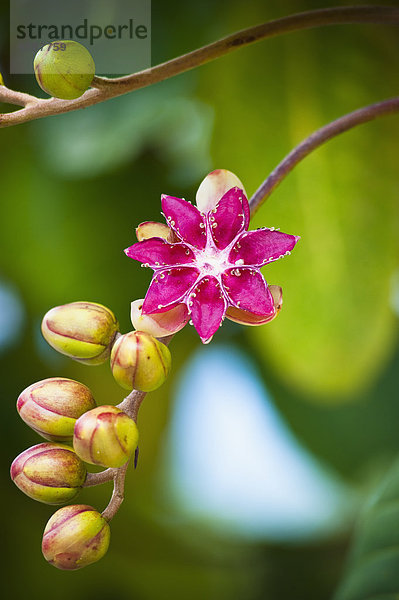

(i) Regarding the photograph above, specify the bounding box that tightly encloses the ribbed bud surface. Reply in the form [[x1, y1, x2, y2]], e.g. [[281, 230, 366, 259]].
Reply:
[[42, 505, 110, 570], [41, 301, 119, 365], [10, 443, 86, 504], [17, 377, 96, 441], [110, 331, 171, 391], [73, 405, 138, 468]]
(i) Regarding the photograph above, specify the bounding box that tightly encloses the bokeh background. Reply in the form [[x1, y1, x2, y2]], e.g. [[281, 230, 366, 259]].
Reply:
[[1, 0, 399, 598]]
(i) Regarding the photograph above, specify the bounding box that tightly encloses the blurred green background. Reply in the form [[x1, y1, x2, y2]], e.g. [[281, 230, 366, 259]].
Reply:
[[1, 0, 399, 599]]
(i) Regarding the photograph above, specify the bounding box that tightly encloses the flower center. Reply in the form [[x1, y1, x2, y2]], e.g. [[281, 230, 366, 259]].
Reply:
[[195, 249, 228, 277]]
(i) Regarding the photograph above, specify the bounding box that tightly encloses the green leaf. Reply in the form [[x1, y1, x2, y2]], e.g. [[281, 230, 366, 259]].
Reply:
[[334, 457, 399, 600]]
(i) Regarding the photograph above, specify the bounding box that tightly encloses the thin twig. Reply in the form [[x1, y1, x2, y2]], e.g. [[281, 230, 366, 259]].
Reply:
[[249, 96, 399, 215], [83, 468, 114, 487], [1, 5, 398, 127], [101, 463, 129, 522]]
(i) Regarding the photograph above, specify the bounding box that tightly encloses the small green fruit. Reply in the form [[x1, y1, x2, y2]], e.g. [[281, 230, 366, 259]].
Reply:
[[10, 443, 86, 505], [73, 405, 139, 468], [110, 331, 172, 391], [17, 377, 96, 441], [34, 40, 95, 100], [41, 301, 119, 365], [42, 505, 110, 570]]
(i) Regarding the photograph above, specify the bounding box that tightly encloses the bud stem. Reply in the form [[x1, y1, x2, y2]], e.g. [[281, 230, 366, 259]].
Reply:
[[101, 463, 129, 522], [84, 469, 114, 487]]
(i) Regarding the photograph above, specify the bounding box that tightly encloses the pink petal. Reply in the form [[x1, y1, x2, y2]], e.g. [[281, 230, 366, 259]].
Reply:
[[187, 276, 227, 343], [125, 238, 194, 268], [225, 286, 282, 326], [142, 267, 199, 314], [196, 169, 246, 212], [208, 187, 249, 250], [161, 195, 206, 249], [230, 229, 300, 267], [222, 267, 274, 315]]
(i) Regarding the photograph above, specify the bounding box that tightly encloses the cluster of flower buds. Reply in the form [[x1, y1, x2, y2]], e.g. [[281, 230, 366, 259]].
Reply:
[[11, 299, 173, 569], [12, 169, 297, 570]]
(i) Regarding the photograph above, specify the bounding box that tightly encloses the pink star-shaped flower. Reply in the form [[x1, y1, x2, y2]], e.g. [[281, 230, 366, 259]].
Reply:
[[125, 170, 300, 343]]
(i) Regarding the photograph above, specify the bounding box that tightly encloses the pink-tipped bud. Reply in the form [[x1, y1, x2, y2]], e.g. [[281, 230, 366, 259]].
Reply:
[[73, 405, 139, 468], [10, 443, 86, 505], [17, 378, 96, 441], [131, 300, 189, 338], [110, 331, 171, 392], [42, 504, 110, 570]]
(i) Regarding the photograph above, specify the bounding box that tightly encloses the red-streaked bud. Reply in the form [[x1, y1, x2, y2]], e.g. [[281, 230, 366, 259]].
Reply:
[[73, 405, 138, 468], [110, 331, 171, 392], [41, 301, 119, 365], [131, 299, 189, 338], [10, 443, 86, 505], [42, 504, 110, 570], [226, 285, 283, 326], [17, 378, 96, 441]]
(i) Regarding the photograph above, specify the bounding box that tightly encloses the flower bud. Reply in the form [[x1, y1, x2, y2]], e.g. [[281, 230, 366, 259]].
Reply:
[[34, 41, 95, 100], [196, 169, 246, 212], [73, 405, 138, 468], [17, 378, 96, 441], [41, 301, 119, 365], [42, 504, 110, 570], [10, 443, 86, 505], [131, 299, 189, 338], [110, 331, 171, 391], [136, 221, 175, 242], [226, 285, 283, 326]]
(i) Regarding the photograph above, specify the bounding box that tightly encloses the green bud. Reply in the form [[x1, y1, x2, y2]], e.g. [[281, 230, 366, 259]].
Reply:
[[17, 377, 96, 441], [10, 443, 86, 505], [110, 331, 171, 392], [41, 301, 119, 365], [73, 405, 138, 468], [42, 504, 110, 570], [34, 41, 95, 100]]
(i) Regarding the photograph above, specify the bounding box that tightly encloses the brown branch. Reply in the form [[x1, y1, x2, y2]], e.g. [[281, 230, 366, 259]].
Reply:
[[1, 5, 398, 127], [83, 468, 114, 487], [249, 96, 399, 215], [101, 462, 129, 522]]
